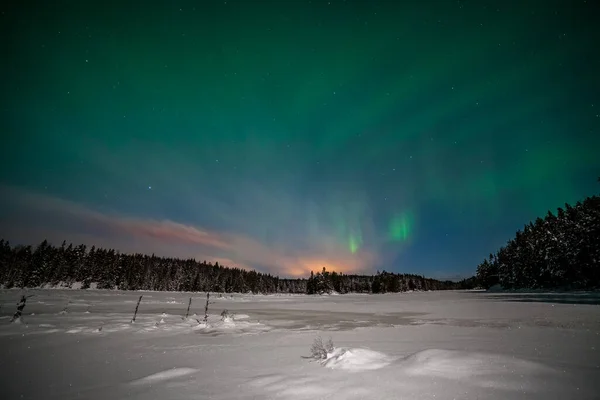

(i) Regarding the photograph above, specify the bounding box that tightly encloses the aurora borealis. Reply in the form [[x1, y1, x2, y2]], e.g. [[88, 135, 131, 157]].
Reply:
[[1, 0, 598, 279]]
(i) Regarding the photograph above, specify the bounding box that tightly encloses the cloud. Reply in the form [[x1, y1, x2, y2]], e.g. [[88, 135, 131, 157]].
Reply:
[[0, 186, 380, 277]]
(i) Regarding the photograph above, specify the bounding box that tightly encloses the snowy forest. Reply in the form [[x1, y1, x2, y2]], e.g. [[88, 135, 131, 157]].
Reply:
[[0, 239, 470, 293], [476, 194, 600, 290], [306, 268, 475, 294]]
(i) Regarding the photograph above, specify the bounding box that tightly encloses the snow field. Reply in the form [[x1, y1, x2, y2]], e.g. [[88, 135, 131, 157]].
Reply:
[[0, 289, 598, 399]]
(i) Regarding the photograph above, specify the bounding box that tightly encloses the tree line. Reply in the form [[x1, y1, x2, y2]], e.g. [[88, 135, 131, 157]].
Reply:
[[0, 239, 472, 293], [306, 268, 473, 294], [476, 194, 600, 290]]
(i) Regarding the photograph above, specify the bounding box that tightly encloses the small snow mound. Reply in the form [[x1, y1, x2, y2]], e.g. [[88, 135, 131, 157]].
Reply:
[[234, 314, 249, 320], [130, 367, 198, 385], [192, 322, 210, 330], [316, 290, 339, 296], [249, 374, 338, 398], [159, 318, 165, 324], [192, 317, 269, 336], [322, 348, 393, 371], [402, 349, 552, 381]]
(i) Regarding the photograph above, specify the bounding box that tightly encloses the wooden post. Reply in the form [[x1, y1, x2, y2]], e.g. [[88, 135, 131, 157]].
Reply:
[[131, 295, 143, 323], [185, 297, 192, 319], [203, 292, 210, 324]]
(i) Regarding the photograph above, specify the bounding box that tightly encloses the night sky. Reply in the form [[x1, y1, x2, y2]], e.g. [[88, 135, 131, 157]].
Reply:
[[1, 0, 598, 279]]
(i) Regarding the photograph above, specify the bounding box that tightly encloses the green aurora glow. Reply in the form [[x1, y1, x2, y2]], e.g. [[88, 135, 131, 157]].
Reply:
[[0, 0, 598, 278]]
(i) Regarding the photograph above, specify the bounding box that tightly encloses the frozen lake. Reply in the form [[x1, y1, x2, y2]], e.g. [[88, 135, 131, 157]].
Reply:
[[0, 289, 598, 399]]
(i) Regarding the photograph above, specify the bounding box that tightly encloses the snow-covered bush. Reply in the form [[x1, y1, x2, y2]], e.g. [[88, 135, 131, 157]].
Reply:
[[220, 309, 234, 322], [310, 336, 335, 360]]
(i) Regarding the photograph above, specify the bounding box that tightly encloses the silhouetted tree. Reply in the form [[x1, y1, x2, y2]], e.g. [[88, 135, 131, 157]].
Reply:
[[477, 192, 600, 290], [0, 239, 472, 294]]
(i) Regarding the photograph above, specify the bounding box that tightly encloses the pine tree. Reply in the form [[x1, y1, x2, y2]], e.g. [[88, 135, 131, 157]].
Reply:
[[477, 188, 600, 290]]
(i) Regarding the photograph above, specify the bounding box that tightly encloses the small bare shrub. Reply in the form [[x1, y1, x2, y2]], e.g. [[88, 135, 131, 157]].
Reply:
[[310, 336, 334, 360], [10, 294, 34, 323], [59, 300, 70, 315]]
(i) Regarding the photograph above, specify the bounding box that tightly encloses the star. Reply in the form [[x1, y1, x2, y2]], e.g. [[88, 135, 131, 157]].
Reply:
[[1, 0, 597, 283]]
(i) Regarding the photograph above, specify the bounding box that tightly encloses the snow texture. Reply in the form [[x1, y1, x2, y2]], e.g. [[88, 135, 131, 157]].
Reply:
[[322, 347, 394, 371], [0, 289, 599, 399], [130, 367, 199, 386]]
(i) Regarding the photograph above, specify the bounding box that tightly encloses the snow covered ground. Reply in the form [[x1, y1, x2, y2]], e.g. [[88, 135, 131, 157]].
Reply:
[[0, 289, 598, 399]]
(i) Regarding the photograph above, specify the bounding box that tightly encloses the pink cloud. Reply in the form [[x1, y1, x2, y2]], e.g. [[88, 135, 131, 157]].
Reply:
[[0, 186, 378, 277], [114, 218, 231, 250]]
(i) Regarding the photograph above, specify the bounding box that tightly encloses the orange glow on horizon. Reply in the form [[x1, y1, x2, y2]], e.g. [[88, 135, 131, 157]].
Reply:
[[279, 255, 373, 277]]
